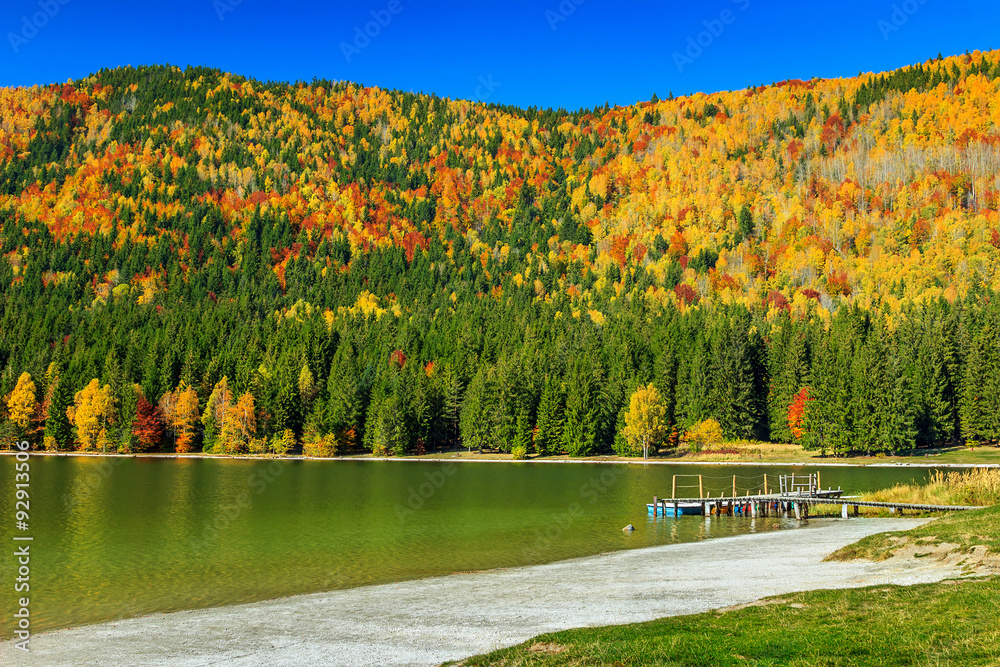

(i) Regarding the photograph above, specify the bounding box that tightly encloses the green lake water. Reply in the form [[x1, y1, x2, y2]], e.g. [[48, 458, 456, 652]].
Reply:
[[0, 456, 937, 634]]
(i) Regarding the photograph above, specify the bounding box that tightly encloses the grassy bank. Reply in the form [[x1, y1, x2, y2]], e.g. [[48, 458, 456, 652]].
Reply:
[[447, 577, 1000, 667], [828, 505, 1000, 563], [416, 442, 1000, 466]]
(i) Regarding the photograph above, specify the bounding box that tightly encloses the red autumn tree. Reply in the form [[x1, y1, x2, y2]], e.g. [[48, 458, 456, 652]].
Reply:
[[787, 387, 813, 441], [133, 395, 166, 452], [674, 283, 699, 306], [767, 289, 791, 312]]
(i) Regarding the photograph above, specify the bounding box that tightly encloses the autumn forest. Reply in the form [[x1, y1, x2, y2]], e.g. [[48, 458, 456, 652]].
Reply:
[[2, 52, 1000, 457]]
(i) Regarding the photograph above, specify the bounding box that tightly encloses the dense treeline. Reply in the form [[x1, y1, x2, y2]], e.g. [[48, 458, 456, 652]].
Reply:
[[2, 206, 999, 456], [2, 54, 1000, 456]]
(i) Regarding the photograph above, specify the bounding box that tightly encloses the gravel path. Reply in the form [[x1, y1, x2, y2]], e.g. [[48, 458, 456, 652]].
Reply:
[[3, 518, 957, 667]]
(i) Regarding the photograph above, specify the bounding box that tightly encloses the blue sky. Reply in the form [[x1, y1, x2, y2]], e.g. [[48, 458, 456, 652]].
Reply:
[[2, 0, 998, 110]]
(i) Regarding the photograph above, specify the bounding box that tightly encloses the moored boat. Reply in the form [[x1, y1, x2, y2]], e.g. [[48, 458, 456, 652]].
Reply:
[[646, 502, 702, 517]]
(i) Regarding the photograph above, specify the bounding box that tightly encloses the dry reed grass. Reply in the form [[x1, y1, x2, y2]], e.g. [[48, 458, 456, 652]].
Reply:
[[864, 468, 1000, 507]]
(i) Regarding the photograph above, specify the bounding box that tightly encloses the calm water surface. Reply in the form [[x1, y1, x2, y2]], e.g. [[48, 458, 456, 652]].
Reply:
[[0, 456, 937, 633]]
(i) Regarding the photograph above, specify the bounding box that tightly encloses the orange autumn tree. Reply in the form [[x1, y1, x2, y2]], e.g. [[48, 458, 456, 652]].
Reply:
[[160, 383, 201, 452], [787, 387, 813, 441]]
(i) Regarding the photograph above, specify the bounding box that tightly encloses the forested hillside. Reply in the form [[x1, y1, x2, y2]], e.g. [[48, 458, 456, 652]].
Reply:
[[2, 52, 1000, 457]]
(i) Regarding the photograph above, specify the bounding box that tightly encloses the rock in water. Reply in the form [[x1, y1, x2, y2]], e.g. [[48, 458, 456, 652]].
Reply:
[[622, 524, 634, 532]]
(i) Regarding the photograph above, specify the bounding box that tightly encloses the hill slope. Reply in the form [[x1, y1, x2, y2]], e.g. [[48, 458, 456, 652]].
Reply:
[[1, 53, 1000, 456]]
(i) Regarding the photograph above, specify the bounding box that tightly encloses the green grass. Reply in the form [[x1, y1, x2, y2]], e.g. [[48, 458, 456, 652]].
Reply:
[[828, 505, 1000, 563], [447, 578, 1000, 666], [905, 445, 1000, 466]]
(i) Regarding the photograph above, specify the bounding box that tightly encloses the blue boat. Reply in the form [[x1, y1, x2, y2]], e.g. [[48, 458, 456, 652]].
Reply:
[[647, 502, 703, 517]]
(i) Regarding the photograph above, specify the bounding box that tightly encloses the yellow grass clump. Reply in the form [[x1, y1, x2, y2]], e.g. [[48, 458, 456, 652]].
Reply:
[[865, 468, 1000, 507]]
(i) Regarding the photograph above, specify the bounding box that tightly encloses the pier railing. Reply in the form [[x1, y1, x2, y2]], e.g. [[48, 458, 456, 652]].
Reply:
[[649, 472, 982, 519]]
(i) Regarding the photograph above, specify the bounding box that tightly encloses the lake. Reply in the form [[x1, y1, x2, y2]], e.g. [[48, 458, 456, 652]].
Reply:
[[0, 455, 937, 634]]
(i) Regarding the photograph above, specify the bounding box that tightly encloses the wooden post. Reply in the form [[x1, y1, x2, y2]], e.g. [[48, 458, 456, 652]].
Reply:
[[699, 475, 704, 499], [732, 475, 736, 498], [794, 502, 802, 520], [653, 496, 658, 517], [853, 505, 859, 516], [817, 471, 821, 493], [763, 474, 768, 496], [841, 504, 849, 519], [672, 476, 676, 499], [673, 501, 679, 517]]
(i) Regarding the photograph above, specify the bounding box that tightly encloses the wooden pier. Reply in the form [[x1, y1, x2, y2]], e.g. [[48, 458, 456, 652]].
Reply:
[[649, 473, 981, 519]]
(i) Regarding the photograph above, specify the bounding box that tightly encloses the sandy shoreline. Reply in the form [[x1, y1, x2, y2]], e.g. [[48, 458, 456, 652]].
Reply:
[[2, 517, 962, 667], [1, 450, 996, 468]]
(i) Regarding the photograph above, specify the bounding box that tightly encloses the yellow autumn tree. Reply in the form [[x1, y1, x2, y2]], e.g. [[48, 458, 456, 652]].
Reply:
[[302, 431, 339, 458], [66, 379, 116, 451], [220, 392, 256, 454], [201, 377, 232, 452], [685, 418, 724, 453], [622, 383, 668, 459], [7, 372, 37, 431]]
